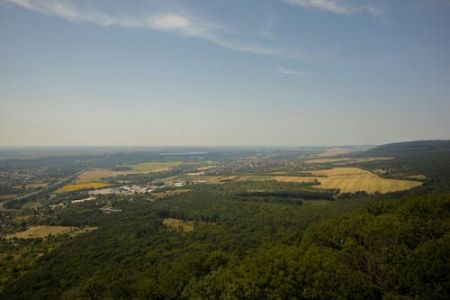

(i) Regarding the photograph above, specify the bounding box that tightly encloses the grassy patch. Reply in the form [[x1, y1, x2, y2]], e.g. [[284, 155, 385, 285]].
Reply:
[[5, 226, 97, 239], [162, 218, 195, 233]]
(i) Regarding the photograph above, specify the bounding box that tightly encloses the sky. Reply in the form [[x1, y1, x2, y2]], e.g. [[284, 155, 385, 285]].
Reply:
[[0, 0, 449, 147]]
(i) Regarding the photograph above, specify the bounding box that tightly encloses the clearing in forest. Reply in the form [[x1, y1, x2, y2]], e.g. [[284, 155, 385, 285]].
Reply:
[[162, 218, 195, 233], [5, 226, 97, 239]]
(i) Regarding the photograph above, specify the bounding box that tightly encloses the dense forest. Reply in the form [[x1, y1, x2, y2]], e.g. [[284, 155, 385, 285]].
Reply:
[[2, 192, 449, 299]]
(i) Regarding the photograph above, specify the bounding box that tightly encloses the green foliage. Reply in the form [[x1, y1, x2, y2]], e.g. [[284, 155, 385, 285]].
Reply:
[[188, 194, 450, 299]]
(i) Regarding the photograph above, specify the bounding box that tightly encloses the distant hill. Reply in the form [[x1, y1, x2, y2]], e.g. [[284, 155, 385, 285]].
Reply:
[[354, 140, 450, 193], [361, 140, 450, 157]]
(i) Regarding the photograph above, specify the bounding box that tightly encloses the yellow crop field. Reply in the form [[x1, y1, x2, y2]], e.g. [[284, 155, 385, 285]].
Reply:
[[56, 182, 109, 193], [5, 226, 97, 239]]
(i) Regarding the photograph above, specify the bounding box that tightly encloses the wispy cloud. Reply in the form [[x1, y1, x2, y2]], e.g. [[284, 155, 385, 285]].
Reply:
[[282, 0, 381, 15], [276, 66, 304, 77], [3, 0, 309, 60]]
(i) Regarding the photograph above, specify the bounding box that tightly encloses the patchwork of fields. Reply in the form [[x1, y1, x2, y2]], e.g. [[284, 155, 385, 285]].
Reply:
[[54, 156, 424, 196], [57, 161, 184, 193], [240, 167, 422, 194]]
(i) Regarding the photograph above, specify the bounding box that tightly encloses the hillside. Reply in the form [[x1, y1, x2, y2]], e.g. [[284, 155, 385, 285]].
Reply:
[[353, 140, 450, 193], [362, 140, 450, 157]]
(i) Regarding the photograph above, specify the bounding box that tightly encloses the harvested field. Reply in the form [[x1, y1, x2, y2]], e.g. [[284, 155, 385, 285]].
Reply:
[[56, 182, 109, 193], [309, 168, 422, 193], [241, 167, 422, 194], [162, 218, 195, 233], [310, 167, 369, 177], [5, 226, 97, 239]]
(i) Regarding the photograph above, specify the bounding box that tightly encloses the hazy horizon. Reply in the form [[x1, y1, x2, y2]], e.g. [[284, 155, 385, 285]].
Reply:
[[1, 0, 450, 147]]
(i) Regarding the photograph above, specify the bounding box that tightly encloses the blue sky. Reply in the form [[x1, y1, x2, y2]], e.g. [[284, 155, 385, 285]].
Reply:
[[0, 0, 449, 146]]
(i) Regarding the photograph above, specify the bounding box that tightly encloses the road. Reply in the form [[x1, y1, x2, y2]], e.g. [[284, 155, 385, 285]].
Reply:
[[0, 168, 87, 211]]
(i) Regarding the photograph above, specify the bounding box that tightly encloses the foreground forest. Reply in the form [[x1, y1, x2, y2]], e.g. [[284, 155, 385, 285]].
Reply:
[[1, 141, 449, 299]]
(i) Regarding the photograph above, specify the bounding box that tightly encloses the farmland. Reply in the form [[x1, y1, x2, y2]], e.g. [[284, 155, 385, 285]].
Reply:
[[55, 182, 110, 193], [76, 162, 182, 181], [309, 167, 423, 193], [238, 167, 423, 194]]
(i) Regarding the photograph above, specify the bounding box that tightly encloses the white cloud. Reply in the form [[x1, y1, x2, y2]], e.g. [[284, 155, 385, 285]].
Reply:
[[276, 66, 304, 77], [282, 0, 380, 15], [3, 0, 308, 60]]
